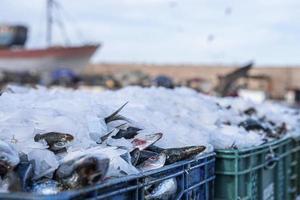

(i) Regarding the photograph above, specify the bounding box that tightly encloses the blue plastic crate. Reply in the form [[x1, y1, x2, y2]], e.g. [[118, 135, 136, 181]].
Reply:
[[0, 152, 215, 200]]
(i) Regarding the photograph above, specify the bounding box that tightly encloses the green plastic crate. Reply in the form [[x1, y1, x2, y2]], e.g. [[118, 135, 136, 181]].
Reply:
[[291, 137, 300, 196], [214, 138, 295, 200]]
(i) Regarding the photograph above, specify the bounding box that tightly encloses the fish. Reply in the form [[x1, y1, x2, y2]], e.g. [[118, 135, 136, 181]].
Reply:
[[243, 107, 257, 116], [137, 153, 166, 172], [136, 150, 159, 166], [34, 132, 74, 153], [31, 179, 63, 195], [162, 146, 206, 164], [15, 153, 35, 192], [112, 126, 142, 139], [0, 140, 20, 177], [55, 155, 109, 189], [132, 133, 163, 150], [130, 148, 141, 166], [145, 178, 177, 200], [238, 119, 268, 132], [147, 145, 206, 164], [105, 102, 129, 124]]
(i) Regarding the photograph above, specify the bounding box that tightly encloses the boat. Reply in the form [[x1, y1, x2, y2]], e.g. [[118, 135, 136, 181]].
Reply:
[[0, 0, 99, 73]]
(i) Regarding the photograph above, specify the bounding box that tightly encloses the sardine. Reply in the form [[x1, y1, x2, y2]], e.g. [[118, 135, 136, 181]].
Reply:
[[137, 153, 166, 172], [132, 133, 163, 150], [239, 119, 268, 132], [34, 132, 74, 153], [145, 178, 177, 200], [147, 145, 206, 164], [163, 146, 206, 164], [31, 179, 63, 195], [243, 107, 257, 116], [112, 126, 141, 139]]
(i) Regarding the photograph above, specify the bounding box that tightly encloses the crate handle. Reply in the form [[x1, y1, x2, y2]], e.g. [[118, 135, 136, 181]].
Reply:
[[264, 153, 279, 169]]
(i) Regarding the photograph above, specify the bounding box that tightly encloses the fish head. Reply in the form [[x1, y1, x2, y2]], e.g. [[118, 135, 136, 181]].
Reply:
[[55, 158, 78, 180], [0, 141, 19, 176], [35, 132, 74, 151], [75, 155, 110, 185], [140, 153, 166, 171]]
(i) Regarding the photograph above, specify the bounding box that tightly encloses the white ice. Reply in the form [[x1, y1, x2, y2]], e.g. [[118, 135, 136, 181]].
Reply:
[[0, 85, 299, 180]]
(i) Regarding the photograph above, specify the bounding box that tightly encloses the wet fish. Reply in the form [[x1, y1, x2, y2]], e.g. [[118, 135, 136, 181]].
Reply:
[[239, 119, 268, 132], [136, 150, 159, 166], [147, 145, 206, 164], [145, 178, 177, 200], [0, 140, 19, 177], [31, 179, 63, 195], [105, 102, 129, 124], [34, 132, 74, 153], [15, 154, 35, 192], [55, 155, 109, 189], [137, 153, 166, 172], [163, 146, 206, 164], [132, 133, 163, 150], [243, 107, 257, 116], [112, 126, 142, 139]]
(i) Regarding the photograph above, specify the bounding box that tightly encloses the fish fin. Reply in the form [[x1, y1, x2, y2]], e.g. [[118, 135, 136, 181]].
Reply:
[[105, 102, 129, 123], [33, 134, 41, 142], [100, 129, 115, 143], [115, 123, 128, 129]]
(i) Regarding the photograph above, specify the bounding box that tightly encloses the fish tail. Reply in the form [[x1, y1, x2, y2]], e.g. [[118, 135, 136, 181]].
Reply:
[[105, 102, 129, 123]]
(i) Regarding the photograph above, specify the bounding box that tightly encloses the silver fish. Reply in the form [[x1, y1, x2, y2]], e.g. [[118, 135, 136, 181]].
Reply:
[[148, 145, 206, 164], [137, 153, 166, 172], [0, 140, 19, 177], [132, 133, 163, 150], [145, 178, 177, 200], [31, 179, 63, 195]]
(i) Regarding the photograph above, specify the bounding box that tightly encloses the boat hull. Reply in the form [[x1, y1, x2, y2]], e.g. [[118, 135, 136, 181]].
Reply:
[[0, 45, 99, 72]]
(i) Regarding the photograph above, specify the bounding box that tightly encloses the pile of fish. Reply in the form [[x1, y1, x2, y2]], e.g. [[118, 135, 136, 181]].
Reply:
[[96, 86, 300, 149], [0, 85, 300, 195], [0, 87, 206, 195]]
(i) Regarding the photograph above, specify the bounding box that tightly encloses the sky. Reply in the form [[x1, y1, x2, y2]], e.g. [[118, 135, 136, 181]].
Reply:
[[0, 0, 300, 65]]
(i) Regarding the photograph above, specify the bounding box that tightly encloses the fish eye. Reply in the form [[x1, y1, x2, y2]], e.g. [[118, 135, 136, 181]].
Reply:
[[55, 141, 66, 147], [0, 155, 7, 161]]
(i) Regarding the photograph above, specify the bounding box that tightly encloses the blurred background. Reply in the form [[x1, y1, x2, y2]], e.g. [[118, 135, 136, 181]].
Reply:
[[1, 0, 300, 104]]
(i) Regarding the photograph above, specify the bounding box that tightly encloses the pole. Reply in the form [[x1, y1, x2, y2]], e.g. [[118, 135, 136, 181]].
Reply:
[[46, 0, 53, 46]]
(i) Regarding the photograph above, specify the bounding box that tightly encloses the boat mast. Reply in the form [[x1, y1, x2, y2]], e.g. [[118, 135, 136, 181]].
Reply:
[[46, 0, 53, 46]]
